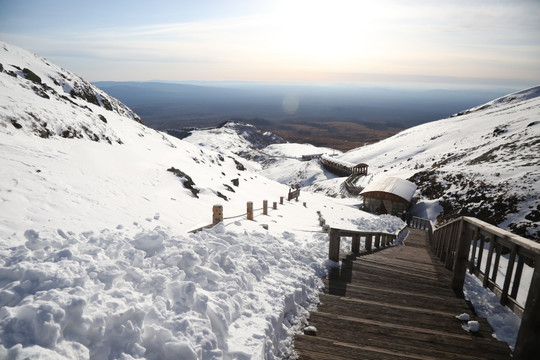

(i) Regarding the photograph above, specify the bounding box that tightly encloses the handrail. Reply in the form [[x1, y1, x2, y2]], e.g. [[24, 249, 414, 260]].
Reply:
[[411, 216, 540, 359], [327, 226, 407, 262]]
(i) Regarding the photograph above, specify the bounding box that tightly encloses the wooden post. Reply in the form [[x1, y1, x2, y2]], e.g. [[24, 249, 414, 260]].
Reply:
[[374, 234, 381, 249], [247, 201, 253, 220], [483, 238, 496, 288], [445, 222, 459, 270], [273, 202, 277, 210], [351, 234, 360, 254], [263, 200, 268, 215], [280, 196, 284, 205], [365, 234, 373, 252], [500, 243, 517, 306], [303, 202, 306, 207], [451, 219, 471, 294], [212, 204, 223, 225], [468, 225, 479, 274], [514, 254, 540, 359], [329, 229, 341, 262], [381, 234, 388, 247]]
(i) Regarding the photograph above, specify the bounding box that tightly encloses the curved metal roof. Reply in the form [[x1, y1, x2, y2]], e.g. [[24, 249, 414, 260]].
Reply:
[[360, 176, 417, 202]]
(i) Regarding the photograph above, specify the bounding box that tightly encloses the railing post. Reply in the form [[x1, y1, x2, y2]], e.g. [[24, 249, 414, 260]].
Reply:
[[365, 235, 372, 252], [374, 234, 381, 249], [351, 234, 360, 253], [263, 200, 268, 215], [451, 219, 471, 294], [514, 254, 540, 359], [247, 201, 253, 220], [444, 221, 459, 269], [483, 238, 496, 288], [468, 225, 479, 274], [329, 229, 341, 262], [212, 204, 223, 225], [500, 242, 517, 306]]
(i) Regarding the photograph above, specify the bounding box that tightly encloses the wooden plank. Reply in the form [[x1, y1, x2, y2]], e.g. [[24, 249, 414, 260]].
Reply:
[[305, 312, 512, 359], [322, 281, 471, 311], [316, 294, 496, 339]]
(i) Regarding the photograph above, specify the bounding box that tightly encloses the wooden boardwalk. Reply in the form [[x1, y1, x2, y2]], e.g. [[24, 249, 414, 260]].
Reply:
[[294, 228, 513, 360]]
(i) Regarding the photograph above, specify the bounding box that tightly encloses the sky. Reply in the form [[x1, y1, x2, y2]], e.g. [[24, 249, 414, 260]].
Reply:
[[1, 0, 539, 89]]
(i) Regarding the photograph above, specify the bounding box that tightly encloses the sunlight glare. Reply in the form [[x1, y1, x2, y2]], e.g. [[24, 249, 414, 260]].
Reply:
[[273, 0, 387, 62]]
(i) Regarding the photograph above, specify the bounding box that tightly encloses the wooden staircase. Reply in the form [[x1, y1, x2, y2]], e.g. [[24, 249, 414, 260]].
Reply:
[[294, 228, 513, 360]]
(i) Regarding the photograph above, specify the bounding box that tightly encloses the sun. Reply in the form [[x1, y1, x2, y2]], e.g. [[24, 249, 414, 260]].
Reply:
[[272, 0, 382, 63]]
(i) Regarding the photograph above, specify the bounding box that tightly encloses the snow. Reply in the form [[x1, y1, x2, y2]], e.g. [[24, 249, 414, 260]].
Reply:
[[0, 42, 405, 359], [359, 176, 417, 202], [464, 274, 521, 348], [1, 40, 536, 358]]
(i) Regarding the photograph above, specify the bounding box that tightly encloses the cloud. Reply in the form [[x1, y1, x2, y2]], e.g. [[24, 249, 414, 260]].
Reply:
[[2, 0, 539, 86]]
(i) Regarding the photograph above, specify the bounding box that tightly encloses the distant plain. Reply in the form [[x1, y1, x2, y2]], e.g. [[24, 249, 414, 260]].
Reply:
[[95, 81, 514, 151]]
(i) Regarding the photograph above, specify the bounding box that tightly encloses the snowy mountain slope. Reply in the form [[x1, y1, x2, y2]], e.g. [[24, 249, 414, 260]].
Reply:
[[0, 41, 141, 144], [0, 42, 409, 359], [182, 121, 286, 159], [184, 126, 341, 189], [337, 86, 540, 241], [451, 86, 540, 117]]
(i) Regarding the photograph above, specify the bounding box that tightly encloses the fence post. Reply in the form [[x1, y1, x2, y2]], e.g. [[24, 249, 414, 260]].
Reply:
[[273, 201, 277, 210], [280, 196, 284, 205], [514, 254, 540, 359], [247, 201, 253, 220], [212, 204, 223, 225], [451, 219, 470, 295], [374, 234, 381, 249], [263, 200, 268, 215], [444, 222, 459, 270], [351, 234, 360, 253], [365, 235, 373, 252], [329, 229, 341, 262]]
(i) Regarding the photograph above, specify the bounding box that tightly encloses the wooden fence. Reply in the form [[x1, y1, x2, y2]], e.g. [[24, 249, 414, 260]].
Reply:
[[189, 190, 305, 233], [327, 228, 405, 262], [410, 216, 540, 359], [288, 188, 300, 201]]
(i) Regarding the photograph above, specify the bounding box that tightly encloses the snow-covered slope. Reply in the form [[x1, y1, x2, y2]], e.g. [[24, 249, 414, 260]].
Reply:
[[0, 42, 408, 359], [181, 121, 286, 159], [184, 126, 341, 190], [0, 42, 141, 143], [337, 86, 540, 240]]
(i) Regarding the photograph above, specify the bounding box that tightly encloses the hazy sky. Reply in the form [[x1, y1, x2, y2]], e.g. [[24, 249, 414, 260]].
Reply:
[[1, 0, 539, 88]]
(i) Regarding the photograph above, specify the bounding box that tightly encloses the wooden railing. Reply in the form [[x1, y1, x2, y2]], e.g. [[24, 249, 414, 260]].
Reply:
[[327, 227, 407, 262], [288, 188, 300, 201], [411, 216, 540, 359]]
